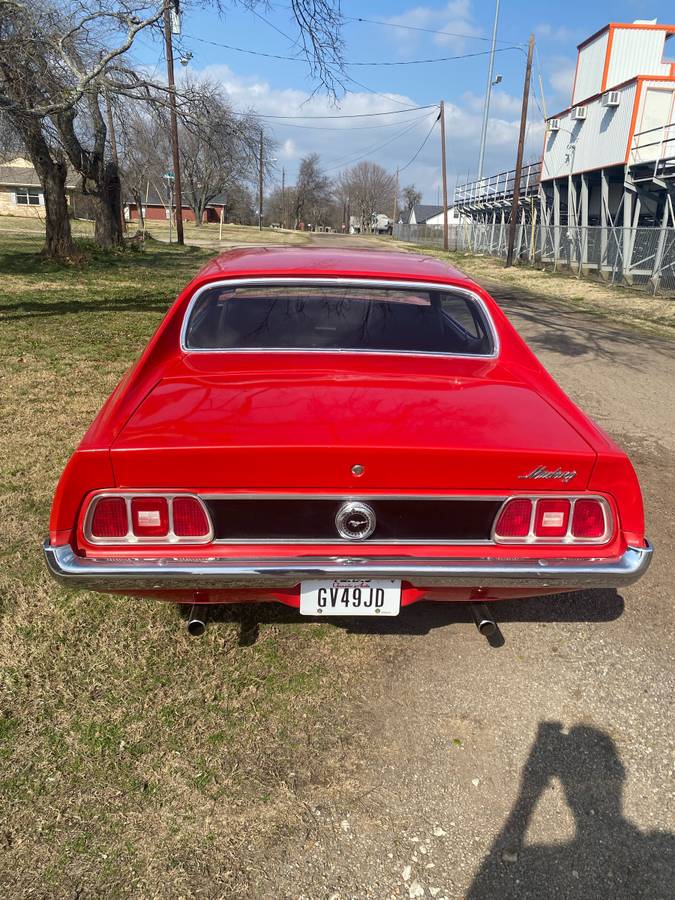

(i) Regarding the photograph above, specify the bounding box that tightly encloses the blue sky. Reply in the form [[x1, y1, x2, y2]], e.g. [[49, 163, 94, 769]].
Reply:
[[135, 1, 675, 201]]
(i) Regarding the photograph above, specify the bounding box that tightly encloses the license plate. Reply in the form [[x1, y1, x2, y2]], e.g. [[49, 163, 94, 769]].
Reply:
[[300, 579, 401, 616]]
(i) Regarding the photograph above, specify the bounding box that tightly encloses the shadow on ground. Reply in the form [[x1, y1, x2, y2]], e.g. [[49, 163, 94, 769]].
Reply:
[[179, 588, 624, 646], [466, 721, 675, 899], [479, 278, 671, 369]]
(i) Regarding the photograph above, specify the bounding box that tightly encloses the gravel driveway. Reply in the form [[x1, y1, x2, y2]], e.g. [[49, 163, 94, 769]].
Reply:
[[253, 242, 675, 899]]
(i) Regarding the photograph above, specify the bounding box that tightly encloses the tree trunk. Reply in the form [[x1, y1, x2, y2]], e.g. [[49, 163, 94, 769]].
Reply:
[[41, 159, 76, 259], [93, 162, 123, 249], [21, 126, 75, 260]]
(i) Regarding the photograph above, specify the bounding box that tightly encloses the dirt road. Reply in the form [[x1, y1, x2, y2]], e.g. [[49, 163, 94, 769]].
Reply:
[[252, 235, 674, 899]]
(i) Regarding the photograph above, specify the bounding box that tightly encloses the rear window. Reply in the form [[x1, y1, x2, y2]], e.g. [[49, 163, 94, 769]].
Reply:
[[183, 282, 495, 356]]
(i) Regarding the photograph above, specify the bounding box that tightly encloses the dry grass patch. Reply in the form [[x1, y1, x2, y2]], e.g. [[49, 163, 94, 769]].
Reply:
[[0, 235, 376, 897], [144, 220, 312, 246]]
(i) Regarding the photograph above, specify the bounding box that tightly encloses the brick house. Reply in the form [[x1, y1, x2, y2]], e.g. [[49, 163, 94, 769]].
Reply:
[[125, 190, 226, 225]]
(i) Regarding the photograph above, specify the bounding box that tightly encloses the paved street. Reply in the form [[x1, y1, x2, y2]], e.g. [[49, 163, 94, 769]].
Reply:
[[254, 234, 675, 899]]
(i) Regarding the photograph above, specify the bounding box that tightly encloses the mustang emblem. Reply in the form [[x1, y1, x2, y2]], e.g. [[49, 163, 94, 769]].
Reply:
[[335, 501, 376, 541], [518, 465, 577, 484]]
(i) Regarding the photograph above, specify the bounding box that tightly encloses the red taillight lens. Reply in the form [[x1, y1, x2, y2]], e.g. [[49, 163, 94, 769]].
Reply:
[[173, 497, 210, 537], [494, 498, 533, 538], [534, 499, 571, 538], [571, 499, 606, 539], [90, 497, 128, 538], [130, 497, 169, 537]]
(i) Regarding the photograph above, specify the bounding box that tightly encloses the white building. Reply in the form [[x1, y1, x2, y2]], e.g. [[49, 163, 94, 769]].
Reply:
[[406, 204, 465, 226], [540, 20, 675, 228]]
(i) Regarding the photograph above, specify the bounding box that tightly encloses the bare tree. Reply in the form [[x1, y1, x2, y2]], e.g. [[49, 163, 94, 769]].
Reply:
[[339, 161, 396, 233], [117, 107, 172, 231], [0, 0, 345, 258], [293, 153, 332, 228], [402, 184, 422, 214], [173, 77, 266, 226]]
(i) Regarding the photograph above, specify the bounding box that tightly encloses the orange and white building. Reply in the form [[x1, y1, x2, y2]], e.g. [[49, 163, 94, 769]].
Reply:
[[453, 21, 675, 285], [541, 20, 675, 231]]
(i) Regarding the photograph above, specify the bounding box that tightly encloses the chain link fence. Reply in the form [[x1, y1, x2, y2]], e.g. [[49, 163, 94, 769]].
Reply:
[[393, 222, 675, 296]]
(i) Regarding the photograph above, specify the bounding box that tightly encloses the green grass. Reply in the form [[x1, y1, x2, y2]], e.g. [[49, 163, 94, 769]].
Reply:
[[0, 232, 369, 896]]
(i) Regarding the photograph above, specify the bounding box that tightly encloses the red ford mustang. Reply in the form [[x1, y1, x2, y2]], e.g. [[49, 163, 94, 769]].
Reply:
[[44, 248, 652, 631]]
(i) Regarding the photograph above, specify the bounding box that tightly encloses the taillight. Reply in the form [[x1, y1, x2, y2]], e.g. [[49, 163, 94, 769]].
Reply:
[[494, 499, 532, 538], [85, 494, 211, 543], [90, 497, 128, 538], [494, 496, 611, 543], [571, 499, 606, 539], [173, 496, 210, 537], [131, 497, 169, 537], [534, 499, 570, 538]]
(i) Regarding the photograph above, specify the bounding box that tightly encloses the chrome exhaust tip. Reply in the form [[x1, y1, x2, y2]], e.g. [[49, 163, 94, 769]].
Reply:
[[187, 605, 207, 636], [470, 603, 497, 637]]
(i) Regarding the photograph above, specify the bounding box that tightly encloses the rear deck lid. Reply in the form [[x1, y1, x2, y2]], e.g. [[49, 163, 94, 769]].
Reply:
[[110, 358, 596, 491]]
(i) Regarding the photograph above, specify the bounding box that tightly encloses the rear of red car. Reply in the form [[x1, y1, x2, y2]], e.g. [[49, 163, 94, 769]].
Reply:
[[44, 249, 651, 618]]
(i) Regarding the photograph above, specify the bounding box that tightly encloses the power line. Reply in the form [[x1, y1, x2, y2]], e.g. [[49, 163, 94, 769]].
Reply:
[[350, 47, 521, 67], [323, 112, 438, 173], [398, 114, 440, 174], [269, 111, 435, 132], [246, 105, 439, 121], [182, 32, 522, 67], [347, 15, 526, 46]]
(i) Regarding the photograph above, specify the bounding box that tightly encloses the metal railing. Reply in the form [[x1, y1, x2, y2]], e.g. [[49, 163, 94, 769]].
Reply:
[[393, 221, 675, 296], [454, 161, 541, 209], [629, 120, 675, 175]]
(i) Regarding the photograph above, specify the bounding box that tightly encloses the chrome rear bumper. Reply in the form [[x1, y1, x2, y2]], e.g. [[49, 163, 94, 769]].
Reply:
[[43, 540, 652, 592]]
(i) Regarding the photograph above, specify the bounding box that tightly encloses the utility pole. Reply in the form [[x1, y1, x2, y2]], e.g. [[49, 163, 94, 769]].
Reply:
[[506, 33, 535, 268], [477, 0, 500, 181], [439, 101, 449, 251], [281, 167, 286, 229], [391, 166, 399, 233], [258, 127, 264, 230], [163, 0, 184, 245]]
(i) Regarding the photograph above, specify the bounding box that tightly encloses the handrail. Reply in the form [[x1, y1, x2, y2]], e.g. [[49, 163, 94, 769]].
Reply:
[[454, 161, 542, 206]]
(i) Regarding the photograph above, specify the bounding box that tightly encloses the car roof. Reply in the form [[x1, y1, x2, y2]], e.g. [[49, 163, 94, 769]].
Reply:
[[192, 247, 475, 287]]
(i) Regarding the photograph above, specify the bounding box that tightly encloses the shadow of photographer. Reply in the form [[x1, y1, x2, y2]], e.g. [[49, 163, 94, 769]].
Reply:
[[467, 722, 674, 899]]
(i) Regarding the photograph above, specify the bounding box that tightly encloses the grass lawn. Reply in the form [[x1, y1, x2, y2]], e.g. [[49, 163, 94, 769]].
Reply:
[[144, 219, 312, 245], [0, 234, 368, 895]]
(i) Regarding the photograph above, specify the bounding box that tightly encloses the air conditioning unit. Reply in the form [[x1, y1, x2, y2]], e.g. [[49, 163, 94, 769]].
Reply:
[[571, 106, 588, 121], [602, 91, 621, 108], [547, 118, 561, 132]]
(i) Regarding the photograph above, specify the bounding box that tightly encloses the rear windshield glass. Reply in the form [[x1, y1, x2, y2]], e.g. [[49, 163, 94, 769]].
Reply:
[[183, 283, 495, 356]]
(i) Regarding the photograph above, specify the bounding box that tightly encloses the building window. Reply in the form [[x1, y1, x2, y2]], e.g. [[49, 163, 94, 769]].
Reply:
[[15, 187, 41, 205]]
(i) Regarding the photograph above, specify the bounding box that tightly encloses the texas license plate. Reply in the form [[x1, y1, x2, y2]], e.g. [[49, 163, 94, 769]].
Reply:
[[299, 579, 401, 616]]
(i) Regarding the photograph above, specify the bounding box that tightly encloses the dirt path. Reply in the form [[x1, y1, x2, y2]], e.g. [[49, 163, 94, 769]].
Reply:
[[251, 240, 675, 899]]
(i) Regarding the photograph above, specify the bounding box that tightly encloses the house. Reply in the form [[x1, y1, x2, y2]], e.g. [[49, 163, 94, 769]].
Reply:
[[125, 189, 226, 224], [406, 204, 465, 226], [0, 157, 77, 218]]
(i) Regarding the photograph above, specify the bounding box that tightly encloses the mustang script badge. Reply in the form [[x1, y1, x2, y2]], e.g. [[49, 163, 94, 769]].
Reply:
[[335, 501, 376, 541], [518, 465, 577, 484]]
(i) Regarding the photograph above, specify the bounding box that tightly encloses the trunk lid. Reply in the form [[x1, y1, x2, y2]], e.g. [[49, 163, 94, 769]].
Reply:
[[110, 359, 596, 491]]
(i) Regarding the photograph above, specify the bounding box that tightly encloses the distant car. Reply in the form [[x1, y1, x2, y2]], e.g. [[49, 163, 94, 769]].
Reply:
[[44, 248, 651, 624]]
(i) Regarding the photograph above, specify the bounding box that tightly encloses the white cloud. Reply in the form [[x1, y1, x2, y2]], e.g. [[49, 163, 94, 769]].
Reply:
[[194, 62, 543, 200], [461, 89, 523, 117], [386, 1, 484, 53], [548, 56, 576, 108], [535, 23, 577, 44]]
